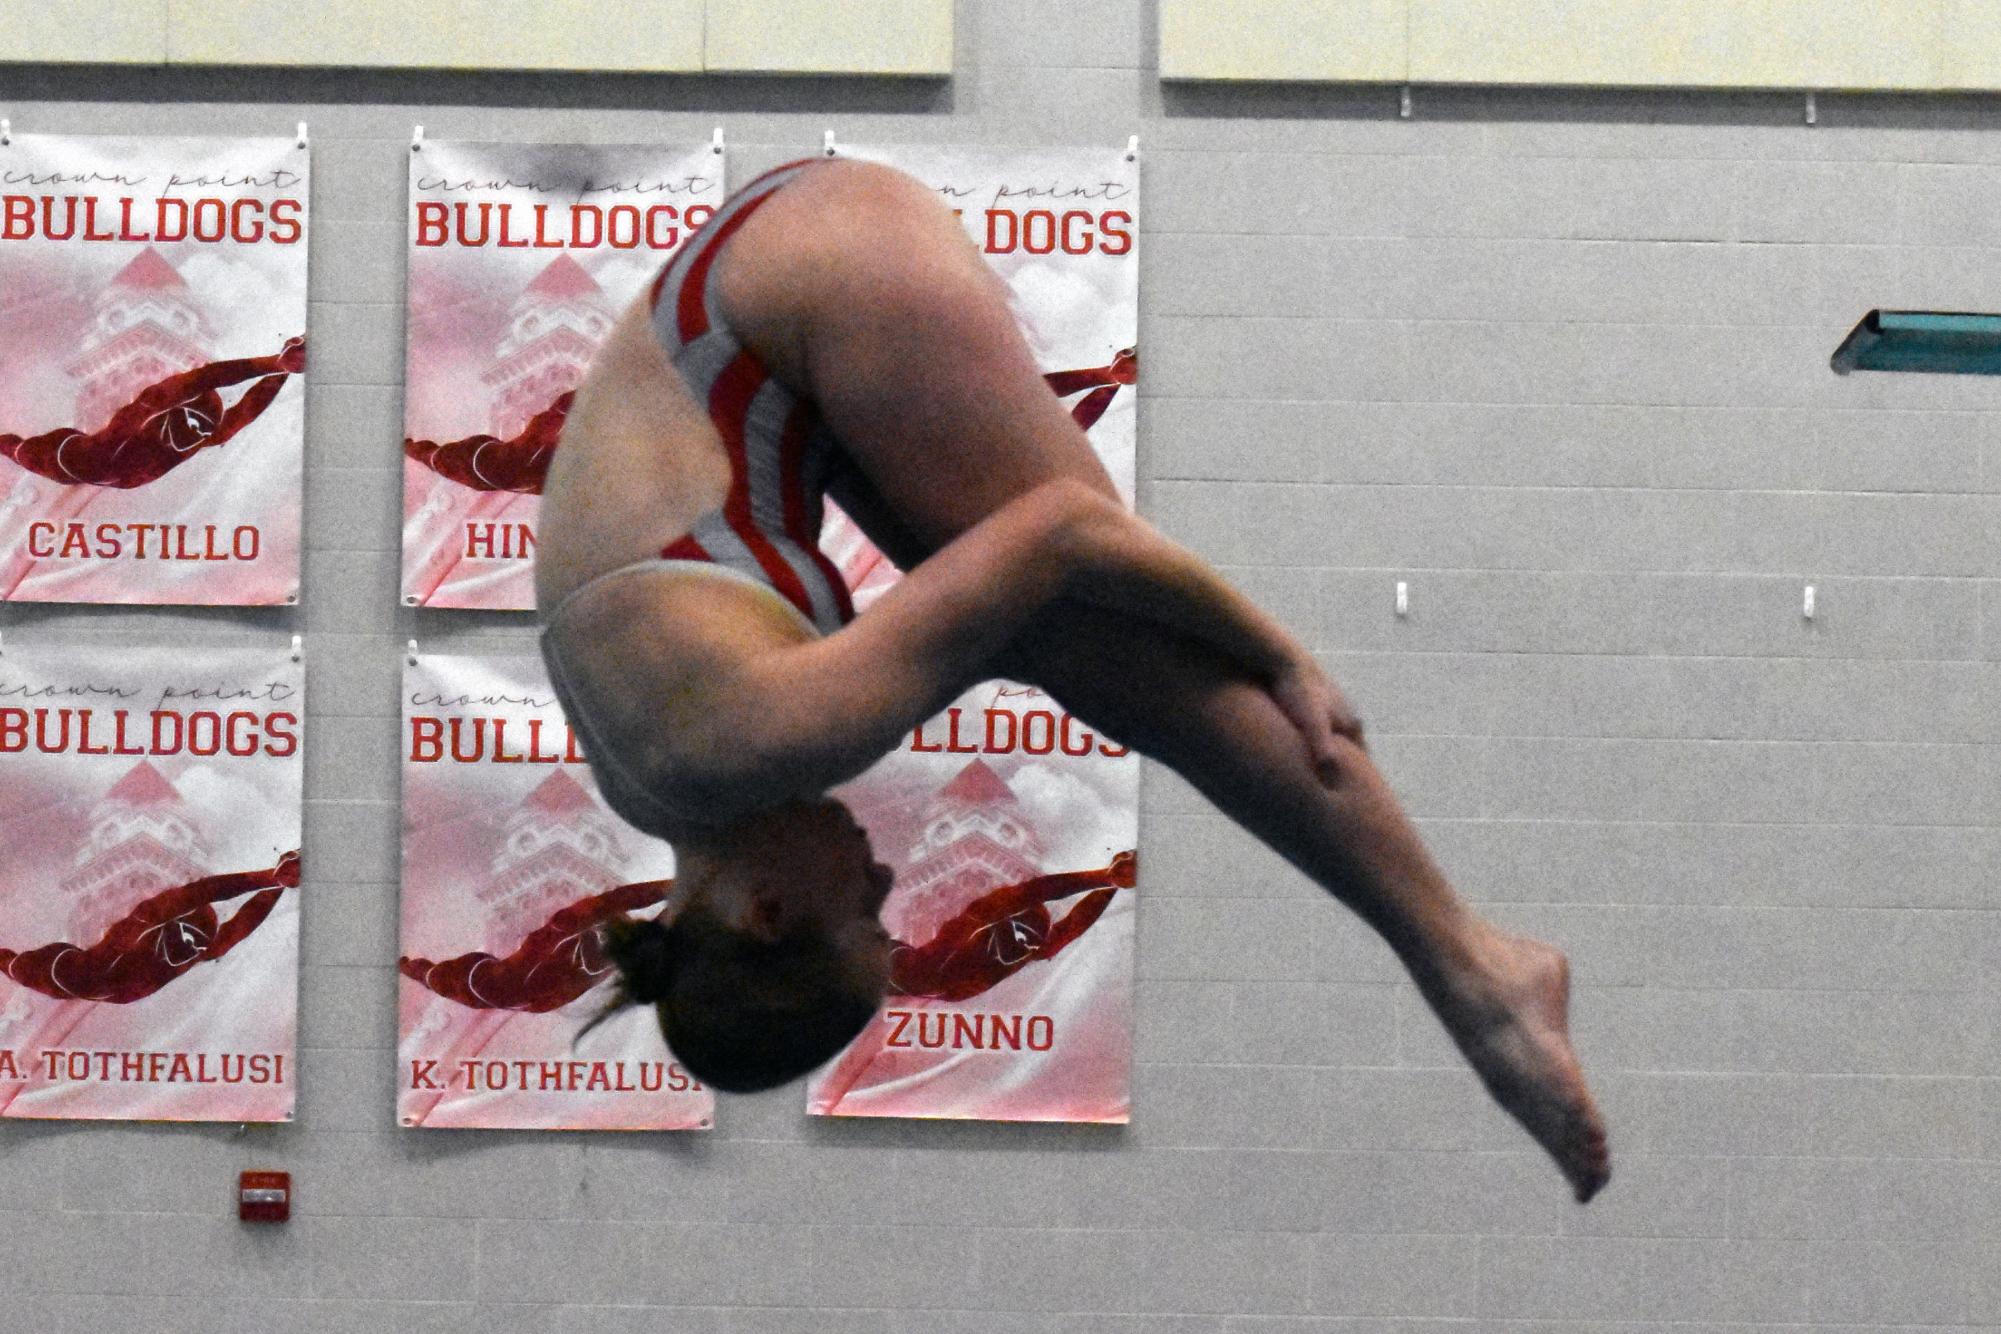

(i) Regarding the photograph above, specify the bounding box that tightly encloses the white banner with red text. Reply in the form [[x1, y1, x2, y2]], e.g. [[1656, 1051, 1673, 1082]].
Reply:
[[0, 134, 308, 605], [398, 650, 710, 1130], [0, 639, 303, 1121], [807, 143, 1141, 1124], [401, 138, 723, 610]]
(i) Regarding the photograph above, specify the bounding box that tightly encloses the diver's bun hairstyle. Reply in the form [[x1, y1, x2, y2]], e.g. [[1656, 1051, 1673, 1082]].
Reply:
[[574, 915, 677, 1042], [601, 916, 676, 1005]]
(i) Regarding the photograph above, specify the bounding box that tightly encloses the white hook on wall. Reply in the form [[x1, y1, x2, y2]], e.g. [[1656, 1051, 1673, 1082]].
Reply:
[[1805, 93, 1818, 126], [1395, 580, 1409, 617], [1400, 86, 1414, 119], [823, 129, 838, 158], [290, 634, 303, 664], [1803, 584, 1816, 620], [411, 125, 425, 153], [711, 125, 724, 155], [1124, 134, 1139, 162], [295, 121, 308, 149], [407, 638, 420, 667]]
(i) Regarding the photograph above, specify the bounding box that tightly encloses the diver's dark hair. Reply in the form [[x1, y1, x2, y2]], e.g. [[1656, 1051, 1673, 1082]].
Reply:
[[598, 915, 679, 1006], [587, 904, 882, 1094]]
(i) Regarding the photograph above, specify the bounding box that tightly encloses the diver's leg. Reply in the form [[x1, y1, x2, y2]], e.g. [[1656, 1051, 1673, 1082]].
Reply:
[[1000, 608, 1611, 1202]]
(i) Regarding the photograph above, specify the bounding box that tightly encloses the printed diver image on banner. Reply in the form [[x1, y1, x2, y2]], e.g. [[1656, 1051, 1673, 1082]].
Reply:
[[0, 640, 304, 1122], [401, 139, 723, 610], [806, 143, 1141, 1123], [398, 651, 711, 1130], [809, 721, 1139, 1123], [0, 134, 308, 606]]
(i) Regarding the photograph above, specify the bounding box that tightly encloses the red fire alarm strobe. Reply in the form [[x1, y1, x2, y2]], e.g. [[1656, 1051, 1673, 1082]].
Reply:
[[238, 1170, 290, 1223]]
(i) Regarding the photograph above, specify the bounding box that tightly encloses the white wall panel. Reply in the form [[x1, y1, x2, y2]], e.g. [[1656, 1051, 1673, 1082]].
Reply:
[[0, 0, 166, 63], [704, 0, 951, 75]]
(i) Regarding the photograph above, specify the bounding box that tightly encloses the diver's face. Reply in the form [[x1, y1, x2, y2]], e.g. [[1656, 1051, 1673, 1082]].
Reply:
[[811, 799, 896, 921], [702, 799, 895, 938], [694, 799, 896, 999], [793, 803, 898, 998], [806, 802, 897, 996]]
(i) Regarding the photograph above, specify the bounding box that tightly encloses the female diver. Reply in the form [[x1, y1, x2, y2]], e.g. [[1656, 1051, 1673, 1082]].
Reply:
[[537, 159, 1610, 1201]]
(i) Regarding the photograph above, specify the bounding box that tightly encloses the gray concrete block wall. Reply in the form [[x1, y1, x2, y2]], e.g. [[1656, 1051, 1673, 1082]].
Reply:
[[2, 1, 1997, 1328]]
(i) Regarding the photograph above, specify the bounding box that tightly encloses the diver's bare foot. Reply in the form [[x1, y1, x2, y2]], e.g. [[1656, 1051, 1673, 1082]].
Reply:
[[1430, 928, 1611, 1202]]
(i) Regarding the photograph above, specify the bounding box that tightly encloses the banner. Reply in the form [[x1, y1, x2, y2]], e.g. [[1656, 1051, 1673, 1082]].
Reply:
[[0, 640, 303, 1121], [398, 651, 710, 1130], [807, 144, 1141, 1123], [400, 139, 723, 610], [0, 135, 308, 605]]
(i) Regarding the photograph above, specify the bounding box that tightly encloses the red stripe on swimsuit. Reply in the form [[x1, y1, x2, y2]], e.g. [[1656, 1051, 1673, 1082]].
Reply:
[[645, 159, 854, 635], [710, 349, 818, 616]]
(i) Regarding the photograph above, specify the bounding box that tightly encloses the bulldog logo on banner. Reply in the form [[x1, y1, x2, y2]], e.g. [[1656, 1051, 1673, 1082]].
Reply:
[[0, 640, 304, 1122], [808, 144, 1141, 1124], [0, 135, 308, 605], [398, 651, 710, 1130], [400, 139, 724, 610]]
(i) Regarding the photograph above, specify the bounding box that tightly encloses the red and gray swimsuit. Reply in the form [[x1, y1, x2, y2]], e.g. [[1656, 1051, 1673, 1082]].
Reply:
[[540, 161, 862, 829], [645, 159, 855, 636]]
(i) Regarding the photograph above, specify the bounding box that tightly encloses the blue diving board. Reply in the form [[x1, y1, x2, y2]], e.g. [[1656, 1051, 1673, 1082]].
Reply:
[[1831, 309, 2001, 376]]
